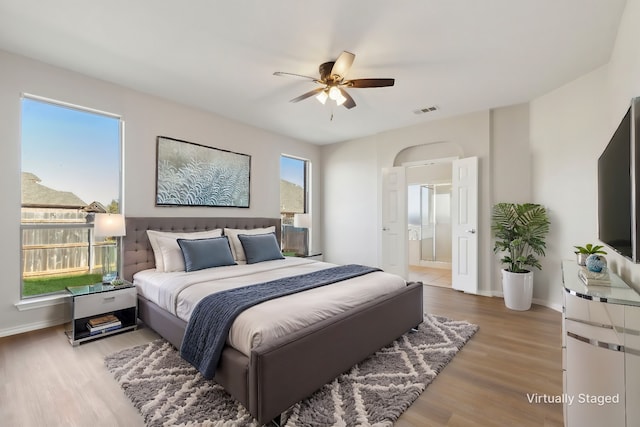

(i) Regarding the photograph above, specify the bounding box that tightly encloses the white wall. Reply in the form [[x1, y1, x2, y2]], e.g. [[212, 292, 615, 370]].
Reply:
[[322, 111, 497, 295], [322, 0, 640, 309], [490, 104, 535, 299], [530, 67, 609, 308], [0, 50, 321, 336], [530, 0, 640, 303]]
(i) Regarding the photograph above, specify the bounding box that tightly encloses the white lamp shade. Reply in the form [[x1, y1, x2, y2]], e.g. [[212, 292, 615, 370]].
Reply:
[[293, 213, 312, 228], [316, 90, 328, 104], [94, 213, 126, 237]]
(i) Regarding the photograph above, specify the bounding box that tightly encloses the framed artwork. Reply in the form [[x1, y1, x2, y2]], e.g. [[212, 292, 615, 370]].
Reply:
[[156, 136, 251, 207]]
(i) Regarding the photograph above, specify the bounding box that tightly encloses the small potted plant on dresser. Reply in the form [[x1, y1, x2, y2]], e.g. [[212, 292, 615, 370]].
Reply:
[[492, 202, 550, 311], [573, 243, 607, 266]]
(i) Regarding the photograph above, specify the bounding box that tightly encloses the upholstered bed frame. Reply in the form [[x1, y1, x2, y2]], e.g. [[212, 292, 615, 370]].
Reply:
[[122, 217, 424, 425]]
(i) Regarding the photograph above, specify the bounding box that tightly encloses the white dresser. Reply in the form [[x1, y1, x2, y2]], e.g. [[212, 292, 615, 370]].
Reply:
[[561, 260, 640, 427]]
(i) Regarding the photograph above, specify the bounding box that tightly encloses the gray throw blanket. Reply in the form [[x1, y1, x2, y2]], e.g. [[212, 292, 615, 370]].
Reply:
[[180, 264, 381, 379]]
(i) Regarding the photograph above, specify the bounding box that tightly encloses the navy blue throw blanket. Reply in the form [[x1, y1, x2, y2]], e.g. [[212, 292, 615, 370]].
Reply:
[[180, 264, 381, 379]]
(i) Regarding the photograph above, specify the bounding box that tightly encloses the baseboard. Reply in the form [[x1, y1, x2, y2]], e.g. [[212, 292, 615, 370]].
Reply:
[[533, 298, 562, 313], [0, 318, 67, 338], [489, 290, 562, 313]]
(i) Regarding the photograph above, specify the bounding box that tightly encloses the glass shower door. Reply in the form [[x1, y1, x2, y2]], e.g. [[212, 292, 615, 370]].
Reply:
[[420, 185, 435, 262]]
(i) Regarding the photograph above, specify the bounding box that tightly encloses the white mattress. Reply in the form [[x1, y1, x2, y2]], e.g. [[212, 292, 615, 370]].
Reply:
[[133, 257, 406, 356]]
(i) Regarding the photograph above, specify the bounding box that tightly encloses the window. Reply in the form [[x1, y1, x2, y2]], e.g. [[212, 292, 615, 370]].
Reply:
[[280, 155, 310, 256], [20, 95, 122, 298]]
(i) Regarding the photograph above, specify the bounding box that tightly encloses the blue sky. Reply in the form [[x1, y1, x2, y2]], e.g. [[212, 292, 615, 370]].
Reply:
[[280, 155, 305, 187], [21, 98, 121, 206]]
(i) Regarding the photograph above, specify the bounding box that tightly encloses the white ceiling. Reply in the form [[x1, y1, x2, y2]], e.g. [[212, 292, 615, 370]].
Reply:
[[0, 0, 628, 145]]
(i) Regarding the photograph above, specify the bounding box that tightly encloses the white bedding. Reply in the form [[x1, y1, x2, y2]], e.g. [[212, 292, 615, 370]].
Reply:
[[133, 257, 406, 356]]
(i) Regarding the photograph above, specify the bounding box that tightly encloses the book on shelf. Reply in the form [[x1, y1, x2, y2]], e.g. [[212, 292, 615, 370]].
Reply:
[[88, 314, 119, 327], [87, 319, 122, 333], [578, 266, 611, 286], [87, 323, 122, 336]]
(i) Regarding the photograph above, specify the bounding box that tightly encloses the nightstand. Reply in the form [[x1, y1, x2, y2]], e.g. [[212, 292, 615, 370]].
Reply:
[[65, 282, 137, 346]]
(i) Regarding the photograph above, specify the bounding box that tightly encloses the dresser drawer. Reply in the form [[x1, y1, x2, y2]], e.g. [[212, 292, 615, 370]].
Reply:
[[74, 287, 137, 319], [565, 319, 623, 347], [564, 292, 624, 327]]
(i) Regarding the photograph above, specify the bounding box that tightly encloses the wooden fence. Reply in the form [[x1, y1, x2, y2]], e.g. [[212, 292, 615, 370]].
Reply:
[[21, 224, 115, 277]]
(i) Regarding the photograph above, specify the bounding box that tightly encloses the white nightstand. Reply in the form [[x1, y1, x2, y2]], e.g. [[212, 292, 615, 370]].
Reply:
[[65, 282, 138, 346]]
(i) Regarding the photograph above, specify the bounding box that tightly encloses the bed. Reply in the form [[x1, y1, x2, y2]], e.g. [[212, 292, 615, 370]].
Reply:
[[122, 217, 424, 425]]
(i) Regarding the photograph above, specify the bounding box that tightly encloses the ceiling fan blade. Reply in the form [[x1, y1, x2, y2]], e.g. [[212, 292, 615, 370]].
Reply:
[[331, 51, 355, 80], [273, 71, 319, 82], [290, 87, 324, 103], [339, 88, 356, 109], [346, 78, 395, 88]]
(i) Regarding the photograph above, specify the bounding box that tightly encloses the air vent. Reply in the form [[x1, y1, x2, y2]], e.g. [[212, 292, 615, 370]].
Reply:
[[413, 105, 439, 115]]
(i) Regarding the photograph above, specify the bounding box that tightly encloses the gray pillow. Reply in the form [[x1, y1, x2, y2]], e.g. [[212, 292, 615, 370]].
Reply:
[[177, 236, 236, 272], [238, 233, 285, 264]]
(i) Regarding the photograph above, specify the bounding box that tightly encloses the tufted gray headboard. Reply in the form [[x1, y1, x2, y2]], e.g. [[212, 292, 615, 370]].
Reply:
[[122, 217, 281, 282]]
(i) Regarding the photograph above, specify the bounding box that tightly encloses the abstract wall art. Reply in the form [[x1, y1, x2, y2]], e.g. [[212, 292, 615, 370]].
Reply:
[[156, 136, 250, 207]]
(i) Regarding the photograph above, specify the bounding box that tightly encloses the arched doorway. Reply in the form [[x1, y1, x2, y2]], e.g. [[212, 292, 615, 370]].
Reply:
[[383, 142, 478, 293]]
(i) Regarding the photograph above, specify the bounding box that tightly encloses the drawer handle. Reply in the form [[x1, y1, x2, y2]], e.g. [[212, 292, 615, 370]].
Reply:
[[565, 317, 614, 330], [627, 347, 640, 357], [103, 296, 116, 302], [567, 331, 624, 352]]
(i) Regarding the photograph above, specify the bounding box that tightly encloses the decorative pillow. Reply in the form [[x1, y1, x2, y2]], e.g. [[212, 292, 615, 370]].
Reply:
[[177, 236, 236, 272], [224, 226, 276, 262], [238, 232, 285, 264], [147, 229, 222, 272]]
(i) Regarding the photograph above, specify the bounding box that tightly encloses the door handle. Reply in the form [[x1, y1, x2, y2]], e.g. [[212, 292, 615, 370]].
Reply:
[[466, 229, 476, 234], [382, 227, 390, 231]]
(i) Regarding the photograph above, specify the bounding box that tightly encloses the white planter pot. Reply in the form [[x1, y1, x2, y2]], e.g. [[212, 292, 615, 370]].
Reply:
[[501, 269, 534, 311]]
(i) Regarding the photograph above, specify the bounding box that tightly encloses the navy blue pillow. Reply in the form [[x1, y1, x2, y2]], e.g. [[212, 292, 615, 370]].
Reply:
[[177, 236, 236, 272], [238, 233, 285, 264]]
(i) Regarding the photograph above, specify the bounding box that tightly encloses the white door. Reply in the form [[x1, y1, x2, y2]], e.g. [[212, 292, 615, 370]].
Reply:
[[381, 167, 408, 278], [451, 157, 478, 293]]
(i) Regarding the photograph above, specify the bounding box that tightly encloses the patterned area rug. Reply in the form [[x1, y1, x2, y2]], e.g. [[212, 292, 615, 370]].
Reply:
[[105, 314, 478, 426]]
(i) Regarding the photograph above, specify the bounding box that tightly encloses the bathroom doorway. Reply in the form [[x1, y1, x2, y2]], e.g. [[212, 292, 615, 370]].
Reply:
[[407, 162, 452, 287]]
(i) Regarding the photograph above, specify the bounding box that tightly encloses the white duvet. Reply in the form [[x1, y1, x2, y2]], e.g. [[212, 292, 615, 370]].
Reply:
[[133, 257, 406, 356]]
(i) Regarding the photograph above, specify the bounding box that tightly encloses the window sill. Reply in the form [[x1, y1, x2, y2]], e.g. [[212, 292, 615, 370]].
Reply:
[[15, 293, 69, 311]]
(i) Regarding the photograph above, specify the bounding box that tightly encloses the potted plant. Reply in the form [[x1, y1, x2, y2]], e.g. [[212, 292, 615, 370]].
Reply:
[[573, 243, 607, 266], [492, 202, 550, 310]]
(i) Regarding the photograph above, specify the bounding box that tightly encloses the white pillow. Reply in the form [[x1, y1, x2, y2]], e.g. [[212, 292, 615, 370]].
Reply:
[[147, 229, 222, 272], [224, 226, 276, 262]]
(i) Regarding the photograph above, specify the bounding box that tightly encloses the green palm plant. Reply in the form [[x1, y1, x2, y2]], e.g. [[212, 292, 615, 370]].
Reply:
[[573, 243, 607, 255], [492, 203, 551, 273]]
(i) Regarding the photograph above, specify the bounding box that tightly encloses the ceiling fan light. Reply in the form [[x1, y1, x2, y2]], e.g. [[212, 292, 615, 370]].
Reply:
[[335, 92, 347, 106], [328, 86, 341, 100], [316, 90, 328, 104]]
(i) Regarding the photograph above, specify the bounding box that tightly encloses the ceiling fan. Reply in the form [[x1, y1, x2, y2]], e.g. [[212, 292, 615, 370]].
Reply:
[[273, 51, 395, 109]]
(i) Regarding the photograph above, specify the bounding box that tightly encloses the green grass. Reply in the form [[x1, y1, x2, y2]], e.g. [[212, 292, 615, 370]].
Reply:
[[23, 273, 103, 297]]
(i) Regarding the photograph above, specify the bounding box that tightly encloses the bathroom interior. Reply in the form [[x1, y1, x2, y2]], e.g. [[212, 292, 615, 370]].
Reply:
[[407, 162, 452, 287]]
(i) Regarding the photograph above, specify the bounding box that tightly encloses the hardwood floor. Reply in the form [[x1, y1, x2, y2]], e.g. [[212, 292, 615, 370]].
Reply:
[[0, 285, 563, 427], [397, 285, 563, 427], [409, 265, 452, 288]]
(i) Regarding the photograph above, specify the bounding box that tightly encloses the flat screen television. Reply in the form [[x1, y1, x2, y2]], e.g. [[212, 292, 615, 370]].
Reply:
[[598, 97, 640, 262]]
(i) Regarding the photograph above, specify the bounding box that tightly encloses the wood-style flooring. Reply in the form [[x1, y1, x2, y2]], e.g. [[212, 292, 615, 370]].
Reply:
[[409, 266, 452, 288], [0, 285, 563, 427]]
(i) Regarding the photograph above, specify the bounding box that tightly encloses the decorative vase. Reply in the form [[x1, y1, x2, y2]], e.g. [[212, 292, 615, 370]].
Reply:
[[501, 269, 534, 311], [585, 254, 607, 273]]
